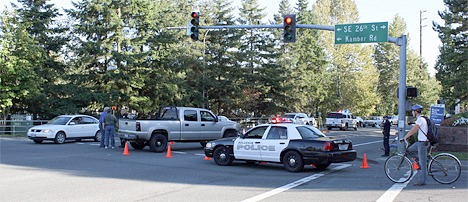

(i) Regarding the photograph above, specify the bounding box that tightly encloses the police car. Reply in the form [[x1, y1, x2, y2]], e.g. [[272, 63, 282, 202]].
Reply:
[[204, 124, 356, 172]]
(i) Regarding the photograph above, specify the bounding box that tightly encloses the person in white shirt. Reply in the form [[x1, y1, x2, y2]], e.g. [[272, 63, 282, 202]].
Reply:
[[402, 104, 429, 186]]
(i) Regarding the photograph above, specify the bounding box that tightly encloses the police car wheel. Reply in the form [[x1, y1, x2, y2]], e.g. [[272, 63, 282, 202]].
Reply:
[[213, 146, 233, 166], [283, 151, 304, 172]]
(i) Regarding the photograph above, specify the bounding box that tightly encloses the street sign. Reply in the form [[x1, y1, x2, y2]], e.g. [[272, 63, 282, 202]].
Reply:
[[335, 22, 388, 44], [430, 104, 445, 125]]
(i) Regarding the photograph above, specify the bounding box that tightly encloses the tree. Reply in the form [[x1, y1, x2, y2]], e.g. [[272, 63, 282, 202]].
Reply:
[[433, 0, 468, 111], [0, 10, 42, 116], [311, 0, 379, 116], [13, 0, 69, 118]]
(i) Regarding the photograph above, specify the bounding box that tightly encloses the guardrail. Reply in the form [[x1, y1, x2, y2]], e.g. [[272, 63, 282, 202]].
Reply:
[[0, 120, 49, 136]]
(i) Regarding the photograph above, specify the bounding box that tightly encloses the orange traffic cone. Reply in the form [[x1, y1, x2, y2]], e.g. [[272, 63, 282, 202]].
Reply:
[[413, 158, 420, 170], [361, 153, 369, 168], [166, 145, 173, 158], [122, 142, 130, 156], [204, 156, 211, 160]]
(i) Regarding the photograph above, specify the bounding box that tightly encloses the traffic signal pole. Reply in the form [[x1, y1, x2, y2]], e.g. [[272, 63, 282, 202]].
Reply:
[[179, 14, 407, 147]]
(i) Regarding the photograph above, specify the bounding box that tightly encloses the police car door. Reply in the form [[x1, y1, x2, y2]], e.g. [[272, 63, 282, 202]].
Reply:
[[261, 126, 289, 162], [233, 126, 267, 161]]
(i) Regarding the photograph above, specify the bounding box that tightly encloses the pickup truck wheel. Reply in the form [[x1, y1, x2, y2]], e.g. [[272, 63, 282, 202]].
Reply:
[[315, 163, 331, 170], [283, 151, 304, 172], [149, 134, 167, 153], [130, 142, 145, 150], [213, 146, 233, 166]]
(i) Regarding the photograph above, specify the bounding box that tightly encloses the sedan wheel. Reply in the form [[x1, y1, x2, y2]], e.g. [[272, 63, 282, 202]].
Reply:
[[283, 151, 304, 172], [213, 146, 233, 166], [54, 132, 66, 144], [94, 131, 102, 142]]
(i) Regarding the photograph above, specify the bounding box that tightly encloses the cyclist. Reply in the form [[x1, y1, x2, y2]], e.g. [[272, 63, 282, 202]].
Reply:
[[402, 104, 429, 186]]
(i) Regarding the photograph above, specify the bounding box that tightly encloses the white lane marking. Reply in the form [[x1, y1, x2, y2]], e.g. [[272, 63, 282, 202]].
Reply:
[[354, 140, 382, 147], [172, 151, 187, 154], [376, 170, 417, 202], [241, 164, 351, 202], [194, 153, 205, 156]]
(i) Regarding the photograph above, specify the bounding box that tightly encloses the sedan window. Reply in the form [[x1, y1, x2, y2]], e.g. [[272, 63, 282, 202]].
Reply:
[[296, 126, 326, 138]]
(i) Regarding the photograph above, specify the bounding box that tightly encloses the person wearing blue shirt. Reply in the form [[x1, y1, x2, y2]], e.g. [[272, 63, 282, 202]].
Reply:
[[99, 107, 109, 147]]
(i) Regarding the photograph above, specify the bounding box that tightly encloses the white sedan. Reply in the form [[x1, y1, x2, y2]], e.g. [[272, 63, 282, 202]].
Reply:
[[27, 115, 102, 144]]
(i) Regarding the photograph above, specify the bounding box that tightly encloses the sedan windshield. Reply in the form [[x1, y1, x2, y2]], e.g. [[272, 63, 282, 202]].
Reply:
[[47, 116, 72, 125]]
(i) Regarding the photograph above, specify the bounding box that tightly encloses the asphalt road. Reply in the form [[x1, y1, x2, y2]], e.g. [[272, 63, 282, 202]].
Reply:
[[1, 127, 467, 202]]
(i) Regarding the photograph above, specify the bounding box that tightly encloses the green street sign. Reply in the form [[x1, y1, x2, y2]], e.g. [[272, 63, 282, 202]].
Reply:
[[335, 22, 388, 44]]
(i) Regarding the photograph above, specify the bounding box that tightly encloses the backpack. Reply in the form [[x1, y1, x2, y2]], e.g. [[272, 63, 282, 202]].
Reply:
[[419, 116, 438, 146]]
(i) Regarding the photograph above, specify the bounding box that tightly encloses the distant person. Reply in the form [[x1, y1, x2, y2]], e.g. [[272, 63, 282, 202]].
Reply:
[[103, 108, 118, 149], [118, 107, 128, 148], [381, 115, 391, 157], [402, 104, 429, 186], [99, 107, 109, 148]]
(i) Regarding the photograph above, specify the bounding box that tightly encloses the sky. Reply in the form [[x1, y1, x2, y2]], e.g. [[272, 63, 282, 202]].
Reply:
[[1, 0, 446, 75]]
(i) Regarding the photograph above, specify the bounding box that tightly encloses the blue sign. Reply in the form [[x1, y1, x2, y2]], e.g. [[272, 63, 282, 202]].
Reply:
[[430, 105, 445, 125]]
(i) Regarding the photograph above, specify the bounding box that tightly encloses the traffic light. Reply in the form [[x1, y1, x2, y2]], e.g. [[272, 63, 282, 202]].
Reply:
[[189, 12, 199, 40], [283, 14, 296, 43]]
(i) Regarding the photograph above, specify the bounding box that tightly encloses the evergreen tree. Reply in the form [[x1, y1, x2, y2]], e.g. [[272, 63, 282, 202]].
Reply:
[[13, 0, 69, 118], [433, 0, 467, 110]]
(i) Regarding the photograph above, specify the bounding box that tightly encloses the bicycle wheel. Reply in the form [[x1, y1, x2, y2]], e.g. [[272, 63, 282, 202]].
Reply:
[[384, 154, 413, 183], [429, 153, 461, 184]]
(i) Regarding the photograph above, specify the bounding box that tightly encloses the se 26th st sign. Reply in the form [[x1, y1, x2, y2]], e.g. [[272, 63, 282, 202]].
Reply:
[[335, 22, 388, 44]]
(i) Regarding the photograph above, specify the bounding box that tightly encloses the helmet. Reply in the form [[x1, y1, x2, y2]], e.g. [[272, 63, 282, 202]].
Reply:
[[411, 104, 423, 111]]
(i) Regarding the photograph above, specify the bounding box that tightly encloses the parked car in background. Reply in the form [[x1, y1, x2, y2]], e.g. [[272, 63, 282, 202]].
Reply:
[[354, 116, 364, 127], [270, 113, 310, 125], [324, 111, 358, 131], [389, 115, 398, 125], [363, 116, 383, 127], [27, 115, 101, 144]]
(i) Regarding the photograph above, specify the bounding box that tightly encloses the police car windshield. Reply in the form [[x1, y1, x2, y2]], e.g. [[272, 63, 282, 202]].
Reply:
[[296, 126, 326, 138]]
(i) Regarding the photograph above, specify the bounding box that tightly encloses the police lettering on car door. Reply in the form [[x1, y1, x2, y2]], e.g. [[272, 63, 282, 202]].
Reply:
[[237, 142, 275, 151]]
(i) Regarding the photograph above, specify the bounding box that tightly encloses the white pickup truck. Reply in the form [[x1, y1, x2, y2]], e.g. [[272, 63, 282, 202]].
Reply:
[[324, 111, 358, 131], [117, 106, 241, 152]]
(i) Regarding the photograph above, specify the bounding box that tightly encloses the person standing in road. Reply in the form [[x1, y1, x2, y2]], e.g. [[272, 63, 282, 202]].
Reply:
[[381, 115, 391, 157], [402, 104, 429, 186], [103, 108, 118, 149], [99, 107, 109, 148]]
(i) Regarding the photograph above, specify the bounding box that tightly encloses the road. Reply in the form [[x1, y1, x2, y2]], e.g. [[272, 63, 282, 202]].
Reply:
[[1, 127, 467, 202]]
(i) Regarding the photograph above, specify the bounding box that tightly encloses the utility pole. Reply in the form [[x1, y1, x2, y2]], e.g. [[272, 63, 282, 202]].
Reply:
[[420, 10, 427, 70]]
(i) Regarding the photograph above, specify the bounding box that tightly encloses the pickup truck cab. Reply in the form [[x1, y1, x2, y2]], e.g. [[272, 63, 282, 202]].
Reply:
[[117, 106, 241, 152], [324, 111, 358, 131]]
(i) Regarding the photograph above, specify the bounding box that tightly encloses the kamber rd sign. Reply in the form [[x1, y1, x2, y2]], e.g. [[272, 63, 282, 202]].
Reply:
[[335, 22, 388, 44]]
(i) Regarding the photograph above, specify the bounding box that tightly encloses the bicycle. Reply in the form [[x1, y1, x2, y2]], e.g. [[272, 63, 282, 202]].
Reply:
[[384, 140, 461, 184]]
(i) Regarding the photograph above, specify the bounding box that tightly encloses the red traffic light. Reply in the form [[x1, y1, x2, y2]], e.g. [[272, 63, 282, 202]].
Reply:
[[284, 17, 292, 25], [191, 12, 198, 18]]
